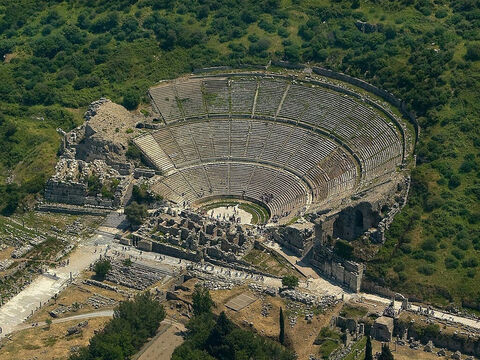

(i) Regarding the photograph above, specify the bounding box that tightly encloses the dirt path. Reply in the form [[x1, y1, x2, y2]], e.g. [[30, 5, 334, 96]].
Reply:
[[134, 319, 186, 360], [13, 310, 114, 332]]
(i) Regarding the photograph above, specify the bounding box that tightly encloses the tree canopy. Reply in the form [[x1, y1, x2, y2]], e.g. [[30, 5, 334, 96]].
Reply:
[[281, 275, 299, 289], [70, 292, 165, 360]]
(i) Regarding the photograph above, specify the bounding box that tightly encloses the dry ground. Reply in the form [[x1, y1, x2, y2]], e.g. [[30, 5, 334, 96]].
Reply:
[[371, 340, 452, 360], [134, 322, 186, 360], [0, 317, 110, 360], [210, 287, 343, 360], [28, 272, 129, 323], [0, 246, 14, 261], [243, 248, 305, 278]]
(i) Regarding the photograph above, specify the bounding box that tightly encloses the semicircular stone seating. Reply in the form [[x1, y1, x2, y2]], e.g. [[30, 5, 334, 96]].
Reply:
[[136, 75, 404, 220]]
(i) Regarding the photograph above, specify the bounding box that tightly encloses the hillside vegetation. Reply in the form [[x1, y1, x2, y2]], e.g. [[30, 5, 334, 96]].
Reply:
[[0, 0, 479, 307]]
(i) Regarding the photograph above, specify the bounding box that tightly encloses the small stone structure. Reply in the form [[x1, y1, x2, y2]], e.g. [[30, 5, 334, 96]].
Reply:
[[268, 223, 314, 257], [371, 316, 394, 342]]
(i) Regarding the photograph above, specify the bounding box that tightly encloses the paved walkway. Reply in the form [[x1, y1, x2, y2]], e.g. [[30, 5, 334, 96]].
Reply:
[[13, 309, 114, 332], [0, 229, 113, 337]]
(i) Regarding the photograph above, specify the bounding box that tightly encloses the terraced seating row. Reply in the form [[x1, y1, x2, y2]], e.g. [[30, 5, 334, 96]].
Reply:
[[151, 162, 310, 216], [255, 79, 287, 116]]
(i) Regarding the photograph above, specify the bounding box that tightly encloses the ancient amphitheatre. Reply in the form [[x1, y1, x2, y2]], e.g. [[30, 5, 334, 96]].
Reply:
[[136, 71, 413, 227]]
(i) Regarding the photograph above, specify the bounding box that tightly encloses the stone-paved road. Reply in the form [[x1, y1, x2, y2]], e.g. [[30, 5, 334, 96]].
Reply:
[[0, 228, 114, 337]]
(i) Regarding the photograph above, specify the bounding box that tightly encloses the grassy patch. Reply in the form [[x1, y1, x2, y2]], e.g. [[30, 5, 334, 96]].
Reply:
[[243, 248, 301, 278], [343, 336, 367, 360], [315, 327, 343, 359], [339, 304, 368, 320]]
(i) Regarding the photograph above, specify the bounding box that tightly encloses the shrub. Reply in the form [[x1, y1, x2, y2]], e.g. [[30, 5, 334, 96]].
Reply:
[[421, 238, 437, 251], [465, 43, 480, 61], [125, 201, 148, 226], [282, 275, 299, 289], [192, 286, 214, 316], [462, 257, 478, 268], [467, 269, 476, 278], [334, 239, 354, 259], [454, 238, 470, 250], [451, 248, 465, 260], [424, 252, 437, 263], [393, 263, 405, 272], [122, 89, 140, 110], [445, 256, 459, 269], [400, 244, 412, 254], [448, 175, 461, 189], [94, 259, 111, 280], [126, 143, 142, 160], [417, 264, 435, 276]]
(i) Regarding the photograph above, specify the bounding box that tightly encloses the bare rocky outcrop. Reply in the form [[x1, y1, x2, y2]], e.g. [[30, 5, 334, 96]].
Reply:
[[45, 99, 140, 209]]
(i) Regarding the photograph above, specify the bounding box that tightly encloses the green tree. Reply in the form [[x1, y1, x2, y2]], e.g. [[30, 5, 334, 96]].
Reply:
[[192, 286, 214, 316], [282, 275, 299, 289], [94, 259, 111, 280], [45, 318, 52, 329], [70, 293, 165, 360], [279, 307, 285, 345], [132, 184, 160, 204], [465, 43, 480, 61], [365, 335, 373, 360], [122, 258, 132, 267], [123, 89, 140, 110], [125, 201, 148, 227], [378, 343, 394, 360]]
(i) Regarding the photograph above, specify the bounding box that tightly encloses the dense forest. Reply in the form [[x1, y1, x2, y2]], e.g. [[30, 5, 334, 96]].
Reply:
[[0, 0, 479, 307]]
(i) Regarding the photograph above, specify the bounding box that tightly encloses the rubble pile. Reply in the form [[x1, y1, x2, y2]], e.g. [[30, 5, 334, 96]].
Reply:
[[87, 293, 117, 309], [261, 301, 272, 317], [28, 236, 47, 246], [248, 283, 277, 296], [187, 268, 242, 287], [0, 259, 14, 271], [84, 98, 109, 120], [50, 304, 80, 318], [11, 245, 33, 258], [104, 259, 166, 290], [202, 280, 234, 291], [66, 321, 89, 336], [280, 288, 337, 308]]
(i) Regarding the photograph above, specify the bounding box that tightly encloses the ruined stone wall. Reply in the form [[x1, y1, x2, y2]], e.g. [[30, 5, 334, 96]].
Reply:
[[394, 318, 480, 357], [36, 203, 109, 216], [45, 180, 87, 205], [310, 246, 364, 292], [150, 238, 201, 261], [268, 224, 315, 257], [312, 177, 408, 244]]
